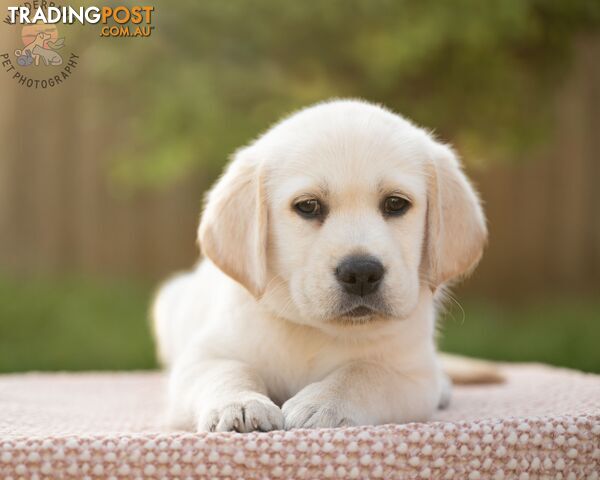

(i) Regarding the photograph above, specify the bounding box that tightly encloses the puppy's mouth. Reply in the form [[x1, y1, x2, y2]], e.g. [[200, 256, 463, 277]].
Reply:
[[332, 297, 392, 324], [343, 306, 376, 318]]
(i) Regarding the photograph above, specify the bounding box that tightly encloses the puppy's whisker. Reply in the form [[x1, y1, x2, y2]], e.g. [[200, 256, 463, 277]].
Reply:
[[280, 302, 297, 320], [426, 281, 466, 326], [260, 275, 286, 298], [273, 294, 295, 319], [259, 277, 299, 321]]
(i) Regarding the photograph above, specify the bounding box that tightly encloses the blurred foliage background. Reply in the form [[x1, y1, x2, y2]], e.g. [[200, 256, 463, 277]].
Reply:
[[1, 0, 599, 374], [106, 0, 600, 185]]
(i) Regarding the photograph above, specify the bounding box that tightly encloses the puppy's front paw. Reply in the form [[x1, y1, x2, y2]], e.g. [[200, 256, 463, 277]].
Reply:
[[282, 383, 355, 429], [197, 393, 284, 433]]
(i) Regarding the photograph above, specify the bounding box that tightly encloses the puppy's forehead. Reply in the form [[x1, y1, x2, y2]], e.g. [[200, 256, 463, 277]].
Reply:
[[263, 101, 430, 198]]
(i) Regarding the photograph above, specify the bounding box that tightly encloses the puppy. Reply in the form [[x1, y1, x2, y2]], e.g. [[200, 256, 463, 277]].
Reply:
[[153, 99, 487, 432]]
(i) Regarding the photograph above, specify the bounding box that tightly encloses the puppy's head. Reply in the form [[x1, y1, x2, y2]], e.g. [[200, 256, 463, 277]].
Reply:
[[199, 100, 486, 332]]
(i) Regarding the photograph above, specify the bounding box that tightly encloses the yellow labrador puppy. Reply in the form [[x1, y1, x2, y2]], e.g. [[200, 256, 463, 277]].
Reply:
[[153, 99, 488, 432]]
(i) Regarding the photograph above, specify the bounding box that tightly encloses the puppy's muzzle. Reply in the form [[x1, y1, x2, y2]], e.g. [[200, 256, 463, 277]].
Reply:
[[335, 255, 384, 297]]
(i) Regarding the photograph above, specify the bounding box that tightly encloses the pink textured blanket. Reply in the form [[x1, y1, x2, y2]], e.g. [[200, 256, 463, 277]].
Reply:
[[0, 364, 598, 479]]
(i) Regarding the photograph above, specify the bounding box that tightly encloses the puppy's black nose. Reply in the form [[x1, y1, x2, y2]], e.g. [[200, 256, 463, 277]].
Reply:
[[335, 255, 384, 296]]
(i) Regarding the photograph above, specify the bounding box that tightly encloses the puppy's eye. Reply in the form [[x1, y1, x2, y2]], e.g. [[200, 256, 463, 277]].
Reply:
[[294, 199, 322, 218], [383, 195, 410, 216]]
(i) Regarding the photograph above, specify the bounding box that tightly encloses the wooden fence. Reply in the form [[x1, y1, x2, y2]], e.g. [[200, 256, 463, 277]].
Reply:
[[1, 36, 598, 299]]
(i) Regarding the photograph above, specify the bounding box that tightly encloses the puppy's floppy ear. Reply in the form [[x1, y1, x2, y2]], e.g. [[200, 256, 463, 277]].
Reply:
[[198, 148, 268, 298], [423, 141, 487, 289]]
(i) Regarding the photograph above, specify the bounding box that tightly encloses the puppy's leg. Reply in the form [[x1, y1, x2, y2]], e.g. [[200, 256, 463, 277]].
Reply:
[[438, 372, 452, 409], [167, 356, 283, 432], [282, 361, 442, 429]]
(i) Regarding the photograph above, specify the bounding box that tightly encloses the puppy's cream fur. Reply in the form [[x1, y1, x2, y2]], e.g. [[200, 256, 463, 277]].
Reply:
[[153, 99, 487, 432]]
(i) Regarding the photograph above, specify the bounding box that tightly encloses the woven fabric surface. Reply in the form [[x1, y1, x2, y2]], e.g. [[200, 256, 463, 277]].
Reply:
[[0, 364, 598, 479]]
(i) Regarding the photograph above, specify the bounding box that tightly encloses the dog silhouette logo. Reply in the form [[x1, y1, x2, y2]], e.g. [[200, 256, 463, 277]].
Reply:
[[14, 23, 65, 67]]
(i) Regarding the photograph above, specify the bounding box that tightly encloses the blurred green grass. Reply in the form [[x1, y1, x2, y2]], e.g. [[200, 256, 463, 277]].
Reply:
[[0, 275, 598, 374], [439, 297, 600, 373], [0, 275, 157, 372]]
